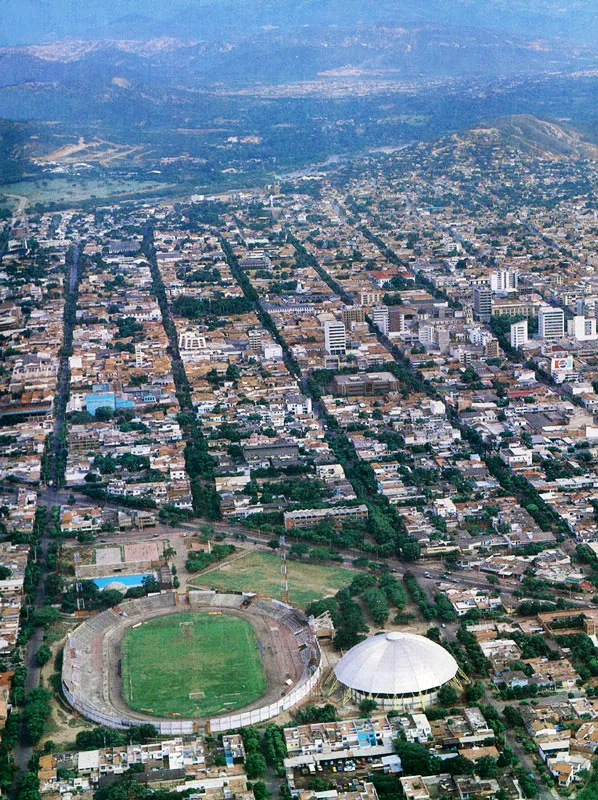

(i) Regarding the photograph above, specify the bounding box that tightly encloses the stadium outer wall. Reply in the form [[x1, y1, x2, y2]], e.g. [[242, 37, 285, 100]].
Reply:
[[62, 590, 322, 734]]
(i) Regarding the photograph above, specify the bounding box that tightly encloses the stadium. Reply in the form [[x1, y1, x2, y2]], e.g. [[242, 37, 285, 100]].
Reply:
[[62, 591, 321, 734], [334, 631, 460, 711]]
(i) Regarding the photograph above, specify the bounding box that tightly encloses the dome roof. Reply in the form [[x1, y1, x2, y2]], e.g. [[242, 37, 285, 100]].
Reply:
[[334, 631, 458, 696]]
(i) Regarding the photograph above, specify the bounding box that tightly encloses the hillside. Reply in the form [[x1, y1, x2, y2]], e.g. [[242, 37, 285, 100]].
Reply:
[[466, 115, 598, 160]]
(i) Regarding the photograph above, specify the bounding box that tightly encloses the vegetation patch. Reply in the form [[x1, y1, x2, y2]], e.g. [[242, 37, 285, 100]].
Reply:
[[189, 550, 354, 608]]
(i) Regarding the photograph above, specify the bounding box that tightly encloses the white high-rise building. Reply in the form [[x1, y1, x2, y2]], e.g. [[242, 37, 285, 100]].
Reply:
[[135, 344, 144, 367], [538, 306, 565, 341], [490, 269, 518, 294], [418, 323, 436, 347], [510, 319, 528, 348], [248, 328, 264, 353], [324, 320, 347, 355], [568, 315, 598, 341], [372, 306, 389, 335]]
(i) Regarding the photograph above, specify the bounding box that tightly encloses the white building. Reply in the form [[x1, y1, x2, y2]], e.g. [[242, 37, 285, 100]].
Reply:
[[134, 344, 145, 367], [334, 632, 458, 711], [263, 342, 283, 360], [510, 319, 528, 348], [418, 323, 436, 347], [468, 326, 494, 347], [324, 320, 347, 356], [490, 269, 518, 293], [179, 330, 207, 351], [539, 306, 565, 341], [248, 328, 264, 353], [567, 315, 598, 341], [372, 306, 389, 336]]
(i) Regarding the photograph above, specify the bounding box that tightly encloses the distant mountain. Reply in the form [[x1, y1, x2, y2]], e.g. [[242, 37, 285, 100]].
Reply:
[[0, 21, 593, 95], [3, 0, 598, 46]]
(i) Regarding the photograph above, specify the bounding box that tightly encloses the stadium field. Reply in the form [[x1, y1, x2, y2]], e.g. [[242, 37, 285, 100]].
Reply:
[[190, 550, 354, 607], [121, 612, 266, 717]]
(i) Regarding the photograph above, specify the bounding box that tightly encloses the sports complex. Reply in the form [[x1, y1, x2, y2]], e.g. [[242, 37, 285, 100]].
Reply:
[[62, 591, 322, 734]]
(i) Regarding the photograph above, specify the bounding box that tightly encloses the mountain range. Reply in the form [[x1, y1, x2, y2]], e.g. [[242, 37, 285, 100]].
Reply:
[[4, 0, 598, 46]]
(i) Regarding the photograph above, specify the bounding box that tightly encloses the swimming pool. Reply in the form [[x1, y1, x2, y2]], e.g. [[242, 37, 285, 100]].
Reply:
[[93, 573, 155, 590]]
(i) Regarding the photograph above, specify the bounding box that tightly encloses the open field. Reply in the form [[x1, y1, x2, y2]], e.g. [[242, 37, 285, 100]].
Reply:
[[121, 612, 266, 718], [0, 176, 171, 208], [190, 551, 354, 608]]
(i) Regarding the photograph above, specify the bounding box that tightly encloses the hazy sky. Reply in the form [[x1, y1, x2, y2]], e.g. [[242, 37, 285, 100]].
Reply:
[[1, 0, 597, 46]]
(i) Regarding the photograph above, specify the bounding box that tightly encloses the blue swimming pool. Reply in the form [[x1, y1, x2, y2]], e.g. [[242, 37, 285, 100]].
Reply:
[[93, 573, 154, 590], [357, 731, 377, 747]]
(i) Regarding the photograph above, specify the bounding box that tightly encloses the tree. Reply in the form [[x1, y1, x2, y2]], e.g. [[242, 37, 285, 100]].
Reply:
[[402, 539, 420, 561], [252, 781, 270, 800], [35, 645, 52, 667], [437, 684, 459, 706], [476, 756, 498, 779], [102, 589, 124, 608], [23, 687, 52, 744], [497, 746, 515, 768], [358, 698, 378, 716], [245, 752, 267, 779], [395, 740, 440, 776], [141, 575, 160, 593], [16, 771, 41, 800], [503, 705, 524, 729], [465, 680, 485, 702], [225, 363, 240, 382], [130, 723, 158, 743], [31, 607, 59, 628], [94, 774, 148, 800]]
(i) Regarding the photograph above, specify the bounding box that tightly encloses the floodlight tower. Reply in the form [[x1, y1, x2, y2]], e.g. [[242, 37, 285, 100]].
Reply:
[[280, 534, 289, 604]]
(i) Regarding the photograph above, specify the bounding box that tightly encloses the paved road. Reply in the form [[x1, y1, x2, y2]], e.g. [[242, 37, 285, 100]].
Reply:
[[49, 244, 80, 488], [483, 687, 559, 800], [11, 242, 80, 789], [12, 495, 54, 784]]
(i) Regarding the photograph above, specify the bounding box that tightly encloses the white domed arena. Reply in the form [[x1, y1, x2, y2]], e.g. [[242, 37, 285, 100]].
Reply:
[[334, 631, 460, 711]]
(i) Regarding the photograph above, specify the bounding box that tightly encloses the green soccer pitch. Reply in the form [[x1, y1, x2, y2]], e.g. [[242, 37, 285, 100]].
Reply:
[[121, 613, 267, 718]]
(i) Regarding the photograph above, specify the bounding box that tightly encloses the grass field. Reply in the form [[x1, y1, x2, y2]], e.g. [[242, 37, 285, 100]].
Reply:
[[121, 613, 266, 718], [190, 551, 354, 608], [0, 177, 171, 208]]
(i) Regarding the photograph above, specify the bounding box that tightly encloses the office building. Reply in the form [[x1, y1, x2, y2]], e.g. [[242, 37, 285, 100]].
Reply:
[[333, 372, 399, 397], [360, 289, 383, 307], [567, 315, 598, 341], [389, 308, 406, 334], [490, 269, 518, 294], [372, 306, 389, 335], [342, 306, 365, 327], [247, 328, 264, 353], [418, 323, 436, 348], [473, 286, 493, 322], [538, 306, 565, 341], [324, 320, 347, 355]]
